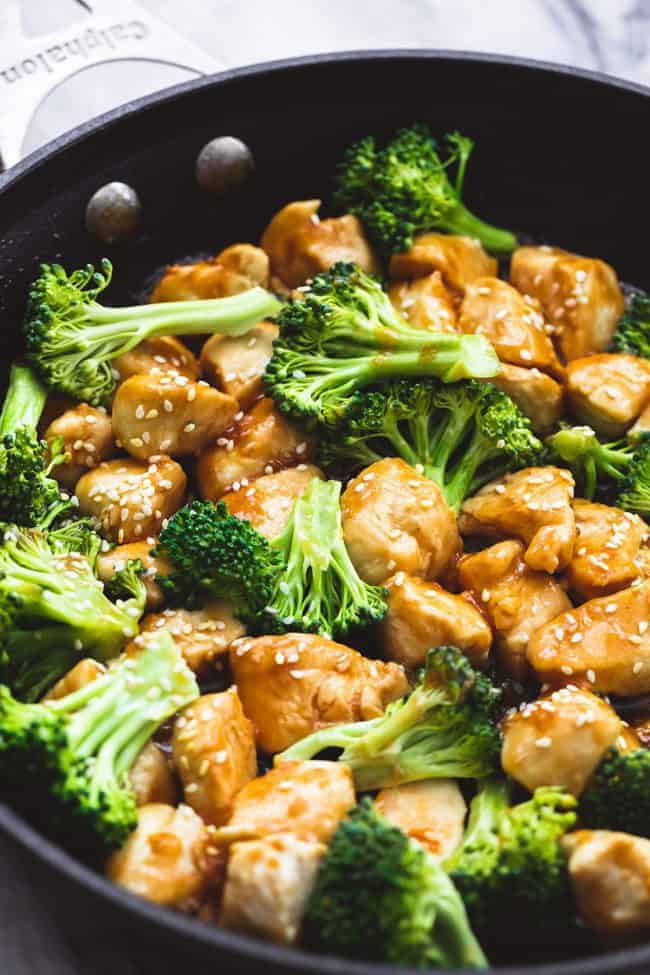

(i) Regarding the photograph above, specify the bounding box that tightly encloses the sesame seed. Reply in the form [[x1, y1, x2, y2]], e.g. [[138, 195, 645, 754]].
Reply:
[[275, 652, 285, 665], [184, 422, 196, 433], [520, 349, 532, 361], [481, 589, 491, 602], [561, 665, 574, 675], [186, 386, 196, 402], [570, 633, 583, 644], [633, 661, 643, 674], [587, 669, 596, 683], [393, 572, 405, 587], [605, 603, 617, 614], [535, 737, 552, 748]]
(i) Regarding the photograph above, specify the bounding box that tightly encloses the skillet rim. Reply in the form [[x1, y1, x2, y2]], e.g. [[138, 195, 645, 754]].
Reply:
[[0, 47, 649, 975]]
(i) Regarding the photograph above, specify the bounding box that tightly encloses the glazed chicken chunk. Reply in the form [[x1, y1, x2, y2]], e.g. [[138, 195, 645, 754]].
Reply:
[[150, 244, 270, 302], [172, 689, 257, 826], [113, 336, 199, 383], [566, 354, 650, 439], [459, 466, 576, 574], [214, 761, 354, 846], [388, 232, 497, 294], [200, 320, 278, 409], [106, 803, 214, 910], [43, 658, 105, 701], [388, 271, 458, 332], [502, 687, 630, 797], [260, 199, 379, 288], [380, 574, 492, 670], [222, 465, 324, 539], [564, 831, 650, 939], [375, 781, 467, 862], [134, 602, 246, 675], [44, 403, 116, 490], [76, 456, 186, 544], [97, 540, 172, 611], [197, 397, 314, 501], [566, 501, 648, 601], [458, 540, 572, 680], [220, 833, 324, 945], [341, 458, 461, 585], [112, 374, 238, 460], [129, 741, 177, 807], [230, 633, 408, 754], [489, 362, 564, 435], [526, 580, 650, 696], [460, 277, 564, 379], [510, 245, 625, 362]]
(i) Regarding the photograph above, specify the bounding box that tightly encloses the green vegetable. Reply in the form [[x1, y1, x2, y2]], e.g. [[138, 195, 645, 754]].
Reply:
[[617, 437, 650, 517], [264, 262, 499, 426], [0, 629, 198, 860], [580, 747, 650, 837], [277, 646, 502, 789], [305, 798, 488, 969], [545, 425, 635, 501], [319, 379, 541, 511], [446, 779, 577, 938], [24, 259, 282, 405], [334, 124, 517, 257], [612, 292, 650, 359]]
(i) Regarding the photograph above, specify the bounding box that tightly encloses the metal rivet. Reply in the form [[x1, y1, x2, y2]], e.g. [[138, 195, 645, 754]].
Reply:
[[195, 136, 254, 194], [85, 182, 142, 244]]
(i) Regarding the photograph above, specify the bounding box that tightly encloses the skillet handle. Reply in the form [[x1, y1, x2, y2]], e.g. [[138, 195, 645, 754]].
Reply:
[[0, 0, 221, 171]]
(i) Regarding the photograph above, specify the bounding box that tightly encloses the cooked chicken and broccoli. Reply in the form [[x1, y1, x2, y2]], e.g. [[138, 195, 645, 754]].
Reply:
[[1, 123, 650, 969]]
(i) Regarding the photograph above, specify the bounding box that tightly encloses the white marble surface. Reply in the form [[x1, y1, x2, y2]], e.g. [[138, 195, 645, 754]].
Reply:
[[4, 0, 649, 162]]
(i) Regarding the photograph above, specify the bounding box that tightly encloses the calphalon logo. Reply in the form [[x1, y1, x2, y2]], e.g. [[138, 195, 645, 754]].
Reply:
[[1, 21, 149, 85]]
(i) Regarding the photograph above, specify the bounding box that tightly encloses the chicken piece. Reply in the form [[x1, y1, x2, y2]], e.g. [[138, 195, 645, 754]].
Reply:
[[629, 400, 650, 440], [341, 458, 460, 585], [380, 574, 492, 670], [113, 336, 199, 383], [172, 689, 257, 826], [375, 781, 466, 861], [388, 272, 457, 333], [564, 830, 650, 939], [566, 501, 648, 601], [230, 633, 408, 754], [106, 803, 213, 910], [460, 278, 564, 379], [112, 374, 238, 461], [260, 199, 379, 289], [459, 466, 576, 575], [566, 354, 650, 439], [129, 741, 177, 806], [135, 602, 245, 675], [96, 540, 171, 612], [510, 245, 625, 362], [502, 686, 626, 796], [44, 404, 116, 490], [222, 465, 324, 539], [76, 456, 186, 544], [42, 658, 105, 701], [527, 580, 650, 696], [458, 540, 572, 681], [219, 833, 324, 945], [388, 232, 497, 294], [200, 321, 278, 409], [488, 362, 564, 435], [196, 397, 314, 501], [214, 761, 354, 846], [150, 244, 270, 302]]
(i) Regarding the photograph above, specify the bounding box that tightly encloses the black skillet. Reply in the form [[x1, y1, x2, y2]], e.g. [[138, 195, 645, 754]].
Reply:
[[0, 50, 648, 975]]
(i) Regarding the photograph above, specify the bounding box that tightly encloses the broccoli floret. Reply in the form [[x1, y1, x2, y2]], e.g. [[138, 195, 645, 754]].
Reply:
[[102, 557, 146, 604], [580, 747, 650, 837], [0, 629, 198, 859], [154, 500, 281, 617], [0, 364, 71, 527], [264, 262, 499, 425], [24, 259, 282, 405], [617, 437, 650, 517], [277, 646, 502, 789], [319, 379, 541, 511], [612, 292, 650, 358], [46, 514, 102, 565], [545, 425, 635, 501], [0, 524, 146, 700], [305, 798, 488, 970], [446, 779, 578, 940], [334, 124, 517, 257], [156, 485, 387, 639]]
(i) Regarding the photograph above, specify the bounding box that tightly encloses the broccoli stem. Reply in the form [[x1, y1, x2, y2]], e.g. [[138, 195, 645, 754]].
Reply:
[[0, 365, 47, 437], [444, 433, 497, 513], [443, 205, 518, 255], [80, 287, 282, 342]]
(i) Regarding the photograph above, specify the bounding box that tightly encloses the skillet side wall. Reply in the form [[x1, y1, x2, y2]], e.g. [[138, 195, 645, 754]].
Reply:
[[0, 52, 648, 975]]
